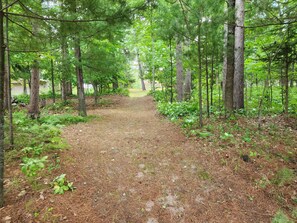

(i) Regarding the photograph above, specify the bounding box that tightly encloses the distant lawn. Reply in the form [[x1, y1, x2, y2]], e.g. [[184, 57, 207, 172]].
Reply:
[[129, 89, 148, 98]]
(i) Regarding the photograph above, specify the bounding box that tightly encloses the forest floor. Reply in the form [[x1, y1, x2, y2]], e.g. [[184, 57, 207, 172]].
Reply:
[[1, 91, 296, 222]]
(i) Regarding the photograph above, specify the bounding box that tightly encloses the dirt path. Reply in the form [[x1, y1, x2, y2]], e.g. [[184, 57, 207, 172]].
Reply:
[[47, 95, 277, 222]]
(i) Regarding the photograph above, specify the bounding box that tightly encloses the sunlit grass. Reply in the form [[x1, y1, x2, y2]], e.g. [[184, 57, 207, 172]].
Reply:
[[129, 88, 148, 98]]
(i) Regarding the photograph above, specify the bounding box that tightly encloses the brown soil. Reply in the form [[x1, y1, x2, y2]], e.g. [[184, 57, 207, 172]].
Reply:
[[1, 95, 281, 222]]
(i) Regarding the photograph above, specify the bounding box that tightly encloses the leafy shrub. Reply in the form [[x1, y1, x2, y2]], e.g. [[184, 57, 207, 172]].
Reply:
[[51, 174, 75, 194], [13, 94, 30, 104], [39, 114, 89, 126], [21, 156, 48, 177], [158, 101, 198, 119], [149, 90, 167, 102]]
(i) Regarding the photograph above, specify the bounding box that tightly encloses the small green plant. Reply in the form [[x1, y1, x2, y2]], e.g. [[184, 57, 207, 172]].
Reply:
[[249, 150, 258, 158], [220, 132, 234, 140], [51, 174, 75, 194], [272, 168, 295, 187], [21, 146, 43, 156], [272, 210, 293, 223], [21, 156, 48, 177], [255, 176, 270, 189]]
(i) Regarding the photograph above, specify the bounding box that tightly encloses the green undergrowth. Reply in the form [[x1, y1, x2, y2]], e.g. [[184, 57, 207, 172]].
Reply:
[[153, 92, 297, 221], [5, 111, 94, 190]]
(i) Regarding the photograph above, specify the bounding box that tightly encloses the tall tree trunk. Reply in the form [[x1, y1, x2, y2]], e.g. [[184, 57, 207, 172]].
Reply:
[[74, 37, 87, 117], [28, 60, 40, 119], [51, 58, 55, 103], [184, 69, 191, 101], [198, 23, 203, 127], [210, 46, 215, 106], [136, 50, 146, 91], [3, 65, 8, 110], [112, 76, 119, 91], [223, 23, 228, 100], [5, 1, 13, 148], [66, 81, 72, 96], [224, 0, 236, 113], [61, 37, 68, 102], [0, 0, 5, 207], [205, 38, 210, 118], [234, 0, 245, 110], [150, 5, 155, 92], [93, 83, 98, 104], [284, 50, 289, 114], [169, 38, 173, 103], [23, 79, 27, 95], [176, 41, 183, 102], [28, 19, 40, 119]]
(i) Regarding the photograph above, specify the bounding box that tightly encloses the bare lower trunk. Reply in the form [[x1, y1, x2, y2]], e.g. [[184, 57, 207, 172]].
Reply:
[[224, 0, 235, 113], [176, 41, 183, 102], [205, 39, 210, 118], [210, 48, 215, 106], [184, 69, 191, 101], [75, 38, 87, 117], [66, 81, 72, 96], [112, 76, 119, 91], [136, 50, 146, 91], [0, 0, 5, 207], [5, 9, 13, 148], [93, 83, 99, 104], [23, 79, 27, 95], [61, 80, 67, 102], [169, 38, 173, 103], [28, 60, 40, 119], [233, 0, 245, 110], [3, 64, 8, 110], [51, 58, 55, 103], [284, 53, 289, 114], [198, 23, 203, 127]]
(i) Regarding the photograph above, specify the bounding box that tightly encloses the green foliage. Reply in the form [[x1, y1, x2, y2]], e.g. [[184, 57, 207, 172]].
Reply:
[[12, 111, 90, 179], [272, 210, 293, 223], [220, 132, 234, 141], [157, 101, 197, 120], [272, 168, 295, 187], [21, 156, 48, 177], [51, 174, 75, 194], [39, 114, 89, 126], [13, 94, 30, 104]]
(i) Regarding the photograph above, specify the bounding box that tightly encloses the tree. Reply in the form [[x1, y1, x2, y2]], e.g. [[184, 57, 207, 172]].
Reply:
[[176, 40, 183, 101], [0, 0, 5, 207], [234, 0, 245, 110], [224, 0, 235, 113]]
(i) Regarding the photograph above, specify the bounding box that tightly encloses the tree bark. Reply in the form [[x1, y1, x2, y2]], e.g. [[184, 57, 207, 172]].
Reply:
[[5, 0, 13, 148], [0, 0, 5, 207], [205, 38, 210, 118], [28, 60, 40, 119], [51, 58, 55, 103], [284, 49, 289, 114], [93, 83, 98, 104], [61, 37, 68, 102], [198, 23, 203, 127], [136, 50, 146, 91], [234, 0, 245, 110], [169, 38, 173, 103], [184, 69, 191, 101], [74, 37, 87, 117], [224, 0, 236, 113], [176, 41, 183, 102], [23, 79, 27, 95]]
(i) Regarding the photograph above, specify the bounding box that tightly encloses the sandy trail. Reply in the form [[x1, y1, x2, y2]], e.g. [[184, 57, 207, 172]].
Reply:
[[56, 95, 277, 222]]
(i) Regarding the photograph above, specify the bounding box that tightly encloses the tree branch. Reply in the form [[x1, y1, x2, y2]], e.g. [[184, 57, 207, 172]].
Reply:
[[0, 0, 19, 12]]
